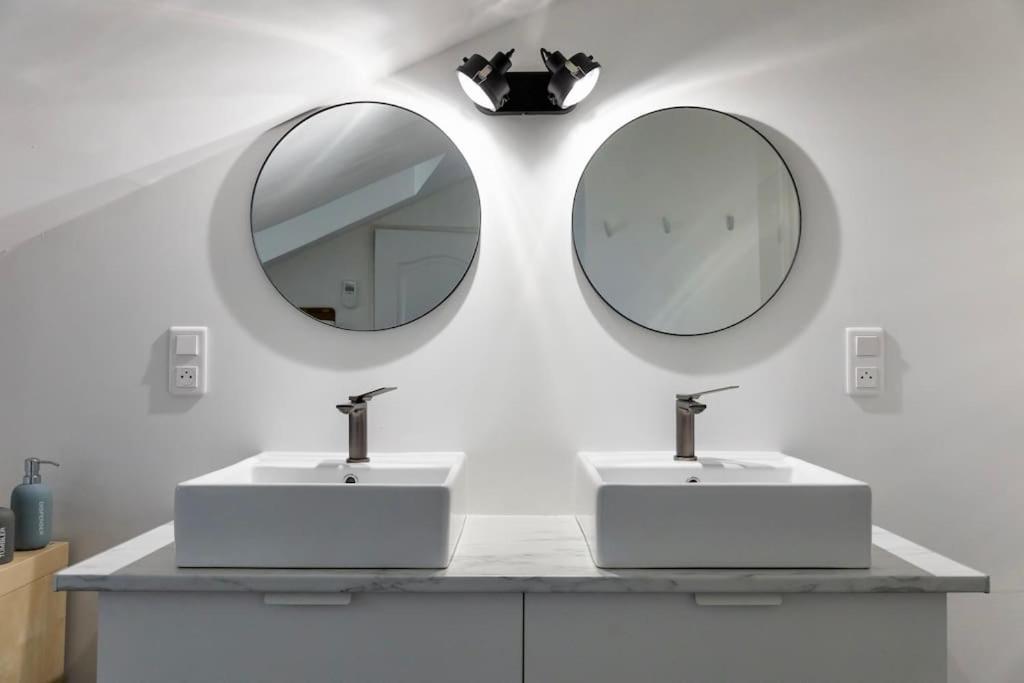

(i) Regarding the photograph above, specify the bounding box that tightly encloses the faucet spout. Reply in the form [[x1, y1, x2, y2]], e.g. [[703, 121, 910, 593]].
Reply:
[[348, 387, 397, 403]]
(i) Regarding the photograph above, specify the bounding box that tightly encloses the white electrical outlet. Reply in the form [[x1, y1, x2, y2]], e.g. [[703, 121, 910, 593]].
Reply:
[[846, 327, 884, 396], [169, 326, 208, 396], [175, 366, 198, 388], [854, 366, 879, 389]]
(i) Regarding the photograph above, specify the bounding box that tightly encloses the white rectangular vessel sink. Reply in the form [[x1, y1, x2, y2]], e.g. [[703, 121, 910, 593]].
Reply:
[[175, 452, 466, 569], [575, 452, 870, 569]]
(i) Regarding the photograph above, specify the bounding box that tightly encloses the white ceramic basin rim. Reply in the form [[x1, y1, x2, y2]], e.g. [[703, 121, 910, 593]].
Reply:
[[586, 451, 795, 484], [197, 452, 461, 486]]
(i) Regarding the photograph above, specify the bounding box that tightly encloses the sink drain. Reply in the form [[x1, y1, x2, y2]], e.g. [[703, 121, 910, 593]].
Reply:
[[685, 476, 701, 484], [343, 474, 359, 484]]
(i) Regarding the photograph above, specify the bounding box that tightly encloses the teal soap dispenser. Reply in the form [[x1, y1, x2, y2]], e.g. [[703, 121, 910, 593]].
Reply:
[[11, 458, 60, 550]]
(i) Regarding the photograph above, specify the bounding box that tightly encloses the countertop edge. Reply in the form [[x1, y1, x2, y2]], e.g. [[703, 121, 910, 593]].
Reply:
[[54, 573, 990, 594], [55, 516, 990, 595]]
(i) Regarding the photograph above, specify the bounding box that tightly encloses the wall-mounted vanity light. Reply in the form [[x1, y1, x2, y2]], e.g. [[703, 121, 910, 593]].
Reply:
[[456, 48, 601, 115]]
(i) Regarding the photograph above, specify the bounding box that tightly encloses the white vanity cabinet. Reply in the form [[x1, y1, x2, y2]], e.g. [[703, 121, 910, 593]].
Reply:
[[523, 593, 946, 683], [97, 592, 522, 683], [98, 591, 948, 683]]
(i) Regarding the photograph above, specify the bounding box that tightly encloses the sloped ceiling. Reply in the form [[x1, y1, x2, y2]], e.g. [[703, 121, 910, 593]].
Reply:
[[0, 0, 555, 255]]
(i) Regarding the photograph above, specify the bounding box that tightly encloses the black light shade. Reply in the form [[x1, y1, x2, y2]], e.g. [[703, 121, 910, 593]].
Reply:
[[456, 50, 514, 112], [541, 49, 601, 109]]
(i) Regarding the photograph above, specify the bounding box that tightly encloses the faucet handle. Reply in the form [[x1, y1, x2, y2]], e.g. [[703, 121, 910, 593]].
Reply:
[[348, 386, 397, 404], [676, 385, 739, 402]]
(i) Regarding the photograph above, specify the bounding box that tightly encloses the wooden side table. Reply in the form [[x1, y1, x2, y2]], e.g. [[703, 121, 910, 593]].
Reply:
[[0, 542, 69, 683]]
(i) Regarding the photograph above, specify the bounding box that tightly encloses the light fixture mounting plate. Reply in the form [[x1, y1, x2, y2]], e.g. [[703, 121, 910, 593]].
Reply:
[[475, 72, 576, 116]]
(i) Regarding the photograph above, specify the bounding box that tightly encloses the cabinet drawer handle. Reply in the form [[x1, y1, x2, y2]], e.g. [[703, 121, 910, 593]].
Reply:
[[263, 593, 352, 606], [694, 593, 782, 607]]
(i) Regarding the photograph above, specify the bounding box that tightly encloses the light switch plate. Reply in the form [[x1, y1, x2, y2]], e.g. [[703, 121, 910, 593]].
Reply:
[[846, 327, 884, 396], [169, 326, 208, 396]]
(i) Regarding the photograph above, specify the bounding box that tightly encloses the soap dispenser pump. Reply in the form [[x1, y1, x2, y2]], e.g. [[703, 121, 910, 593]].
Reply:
[[11, 458, 59, 550]]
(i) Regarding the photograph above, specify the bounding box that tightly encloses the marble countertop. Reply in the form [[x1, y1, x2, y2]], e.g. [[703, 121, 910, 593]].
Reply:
[[55, 515, 988, 594]]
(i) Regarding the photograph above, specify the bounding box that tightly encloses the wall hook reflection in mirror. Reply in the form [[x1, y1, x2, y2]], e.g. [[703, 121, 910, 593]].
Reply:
[[456, 48, 601, 115], [603, 219, 628, 237], [662, 217, 672, 234]]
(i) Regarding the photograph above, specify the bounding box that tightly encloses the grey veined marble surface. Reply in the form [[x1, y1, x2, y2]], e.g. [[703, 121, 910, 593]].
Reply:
[[56, 515, 988, 594]]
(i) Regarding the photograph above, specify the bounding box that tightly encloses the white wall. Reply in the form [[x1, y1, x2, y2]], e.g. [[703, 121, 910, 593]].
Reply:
[[0, 0, 545, 254], [1, 1, 1023, 681]]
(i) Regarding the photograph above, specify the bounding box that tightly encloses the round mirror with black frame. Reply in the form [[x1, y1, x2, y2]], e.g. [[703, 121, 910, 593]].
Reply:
[[573, 106, 800, 336], [251, 102, 481, 331]]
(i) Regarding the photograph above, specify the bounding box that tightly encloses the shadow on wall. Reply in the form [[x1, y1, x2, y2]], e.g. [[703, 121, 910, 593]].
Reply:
[[205, 117, 478, 370], [855, 331, 907, 415], [143, 333, 201, 415], [573, 118, 840, 374]]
